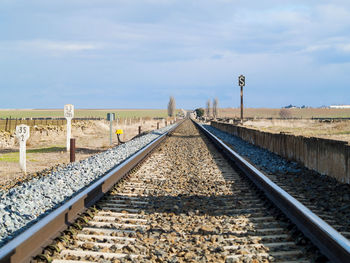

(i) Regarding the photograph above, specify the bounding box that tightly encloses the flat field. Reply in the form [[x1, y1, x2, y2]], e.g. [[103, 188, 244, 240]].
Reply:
[[216, 108, 350, 143], [241, 119, 350, 144], [0, 109, 169, 119], [218, 108, 350, 118]]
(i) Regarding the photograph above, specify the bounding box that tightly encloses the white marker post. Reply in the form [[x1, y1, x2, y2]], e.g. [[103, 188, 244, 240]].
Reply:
[[107, 113, 115, 145], [16, 124, 30, 173], [64, 104, 74, 151]]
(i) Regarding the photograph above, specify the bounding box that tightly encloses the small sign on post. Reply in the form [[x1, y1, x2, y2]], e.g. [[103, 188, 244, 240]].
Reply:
[[115, 129, 123, 145], [64, 104, 74, 151], [238, 75, 245, 87], [16, 124, 30, 173], [107, 113, 115, 145], [238, 75, 245, 123]]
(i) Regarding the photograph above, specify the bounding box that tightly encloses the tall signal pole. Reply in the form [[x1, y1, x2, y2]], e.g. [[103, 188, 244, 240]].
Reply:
[[238, 75, 245, 123]]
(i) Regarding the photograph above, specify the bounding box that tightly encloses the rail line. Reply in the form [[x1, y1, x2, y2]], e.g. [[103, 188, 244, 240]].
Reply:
[[0, 121, 183, 263], [0, 119, 350, 262]]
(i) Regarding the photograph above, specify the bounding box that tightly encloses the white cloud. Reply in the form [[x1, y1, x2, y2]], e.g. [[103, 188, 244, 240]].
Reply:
[[22, 40, 100, 52]]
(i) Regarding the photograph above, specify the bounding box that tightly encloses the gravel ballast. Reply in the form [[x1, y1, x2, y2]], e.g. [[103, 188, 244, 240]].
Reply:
[[51, 120, 317, 262], [0, 124, 175, 247], [203, 124, 301, 175], [203, 124, 350, 239]]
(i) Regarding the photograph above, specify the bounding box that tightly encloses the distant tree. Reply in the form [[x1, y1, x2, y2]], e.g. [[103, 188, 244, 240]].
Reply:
[[195, 108, 204, 117], [213, 98, 218, 118], [206, 99, 211, 117], [167, 96, 176, 117], [279, 108, 292, 118]]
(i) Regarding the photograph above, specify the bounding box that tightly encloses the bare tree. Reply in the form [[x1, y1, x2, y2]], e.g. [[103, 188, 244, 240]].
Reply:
[[213, 98, 218, 119], [279, 108, 291, 119], [167, 96, 176, 117], [206, 99, 211, 117]]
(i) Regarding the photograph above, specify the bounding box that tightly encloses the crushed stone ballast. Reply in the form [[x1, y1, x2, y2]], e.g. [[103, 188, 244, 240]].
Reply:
[[0, 124, 176, 247]]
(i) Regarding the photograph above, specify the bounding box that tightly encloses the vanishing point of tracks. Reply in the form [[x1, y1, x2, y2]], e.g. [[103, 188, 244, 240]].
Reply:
[[1, 119, 350, 262], [36, 120, 324, 262]]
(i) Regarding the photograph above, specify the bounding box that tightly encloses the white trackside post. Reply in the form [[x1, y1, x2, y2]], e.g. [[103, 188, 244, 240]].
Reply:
[[64, 104, 74, 151], [66, 118, 71, 151], [16, 124, 30, 173]]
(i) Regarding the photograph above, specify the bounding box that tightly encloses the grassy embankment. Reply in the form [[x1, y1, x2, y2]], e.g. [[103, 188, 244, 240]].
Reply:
[[0, 147, 65, 162]]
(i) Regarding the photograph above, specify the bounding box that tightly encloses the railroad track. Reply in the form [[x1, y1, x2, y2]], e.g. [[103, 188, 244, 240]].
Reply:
[[1, 119, 350, 262]]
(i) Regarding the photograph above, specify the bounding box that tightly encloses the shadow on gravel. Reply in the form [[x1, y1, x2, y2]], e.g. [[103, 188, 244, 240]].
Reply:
[[75, 148, 104, 154], [111, 193, 268, 219], [169, 134, 201, 139]]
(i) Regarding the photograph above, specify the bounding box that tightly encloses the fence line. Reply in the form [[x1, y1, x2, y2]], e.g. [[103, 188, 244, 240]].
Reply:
[[0, 116, 164, 132], [216, 117, 350, 122], [211, 121, 350, 184], [0, 117, 103, 132]]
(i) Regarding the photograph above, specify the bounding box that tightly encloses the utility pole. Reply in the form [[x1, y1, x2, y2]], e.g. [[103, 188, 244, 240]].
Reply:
[[238, 75, 245, 124]]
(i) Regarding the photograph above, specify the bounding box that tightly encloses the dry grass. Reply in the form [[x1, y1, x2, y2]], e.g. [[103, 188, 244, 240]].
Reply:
[[242, 119, 350, 144], [0, 109, 180, 131], [218, 108, 350, 118], [0, 119, 168, 186], [0, 109, 171, 119]]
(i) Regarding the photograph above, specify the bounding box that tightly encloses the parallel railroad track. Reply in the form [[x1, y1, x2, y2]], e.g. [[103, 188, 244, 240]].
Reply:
[[1, 119, 350, 262]]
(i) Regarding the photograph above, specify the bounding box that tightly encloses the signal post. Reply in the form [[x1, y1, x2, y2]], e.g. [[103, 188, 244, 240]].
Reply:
[[238, 75, 245, 123]]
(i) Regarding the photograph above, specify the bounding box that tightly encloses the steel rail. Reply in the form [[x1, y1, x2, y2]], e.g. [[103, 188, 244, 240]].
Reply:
[[194, 121, 350, 263], [0, 120, 184, 263]]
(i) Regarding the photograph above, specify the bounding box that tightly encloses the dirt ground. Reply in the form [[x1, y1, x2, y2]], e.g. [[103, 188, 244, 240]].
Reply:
[[0, 119, 169, 188], [241, 119, 350, 144]]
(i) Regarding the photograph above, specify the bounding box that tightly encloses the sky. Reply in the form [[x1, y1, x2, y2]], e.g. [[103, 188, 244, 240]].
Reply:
[[0, 0, 350, 110]]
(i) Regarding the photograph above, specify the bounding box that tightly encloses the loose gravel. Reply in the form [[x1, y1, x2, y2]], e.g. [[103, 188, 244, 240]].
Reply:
[[203, 125, 302, 175], [204, 124, 350, 239], [48, 120, 319, 263], [0, 124, 175, 247]]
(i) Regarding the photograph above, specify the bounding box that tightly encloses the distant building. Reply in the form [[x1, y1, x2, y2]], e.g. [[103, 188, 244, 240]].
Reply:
[[329, 105, 350, 109], [283, 104, 297, 109]]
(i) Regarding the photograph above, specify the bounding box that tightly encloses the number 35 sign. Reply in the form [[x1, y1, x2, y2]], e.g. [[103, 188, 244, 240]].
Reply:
[[16, 124, 30, 173], [16, 124, 30, 142]]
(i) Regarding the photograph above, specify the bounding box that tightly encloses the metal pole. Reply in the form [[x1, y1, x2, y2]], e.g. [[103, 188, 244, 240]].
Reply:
[[109, 119, 112, 145], [157, 122, 159, 129], [240, 86, 243, 123], [139, 126, 141, 135], [70, 138, 76, 162]]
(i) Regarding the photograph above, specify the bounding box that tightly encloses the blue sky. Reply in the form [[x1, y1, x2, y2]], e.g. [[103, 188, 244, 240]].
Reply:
[[0, 0, 350, 109]]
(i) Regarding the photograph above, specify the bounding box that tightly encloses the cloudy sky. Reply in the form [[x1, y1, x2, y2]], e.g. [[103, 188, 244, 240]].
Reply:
[[1, 0, 350, 109]]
